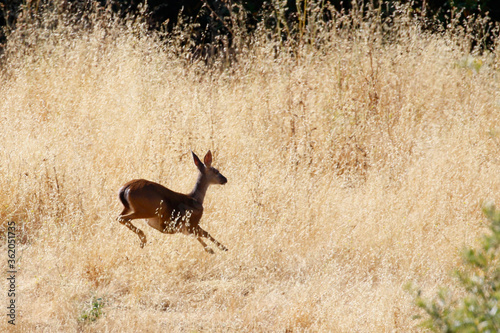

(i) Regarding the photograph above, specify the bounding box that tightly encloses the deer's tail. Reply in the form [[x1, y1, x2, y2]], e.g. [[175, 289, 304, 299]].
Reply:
[[118, 185, 130, 211]]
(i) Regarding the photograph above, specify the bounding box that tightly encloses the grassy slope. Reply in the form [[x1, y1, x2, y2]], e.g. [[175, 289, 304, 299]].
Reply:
[[1, 7, 500, 332]]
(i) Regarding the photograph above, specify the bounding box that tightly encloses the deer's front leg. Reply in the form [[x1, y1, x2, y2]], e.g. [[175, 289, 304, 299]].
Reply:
[[196, 237, 215, 254], [195, 226, 228, 252]]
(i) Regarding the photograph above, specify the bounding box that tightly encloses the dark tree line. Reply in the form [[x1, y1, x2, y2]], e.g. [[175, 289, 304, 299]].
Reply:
[[1, 0, 499, 52]]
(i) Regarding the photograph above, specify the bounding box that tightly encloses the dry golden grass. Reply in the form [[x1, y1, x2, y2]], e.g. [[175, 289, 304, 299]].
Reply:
[[1, 5, 500, 332]]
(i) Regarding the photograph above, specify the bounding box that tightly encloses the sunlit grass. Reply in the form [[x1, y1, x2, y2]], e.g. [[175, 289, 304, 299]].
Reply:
[[1, 3, 499, 332]]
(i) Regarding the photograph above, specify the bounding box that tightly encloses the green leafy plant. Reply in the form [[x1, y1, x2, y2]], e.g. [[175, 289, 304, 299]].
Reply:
[[410, 204, 500, 332], [79, 296, 104, 323]]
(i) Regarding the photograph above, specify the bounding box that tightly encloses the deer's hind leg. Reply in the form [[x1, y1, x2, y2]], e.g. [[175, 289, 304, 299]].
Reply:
[[118, 211, 147, 248]]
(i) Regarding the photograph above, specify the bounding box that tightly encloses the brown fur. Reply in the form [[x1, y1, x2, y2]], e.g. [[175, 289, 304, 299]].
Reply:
[[117, 151, 227, 253]]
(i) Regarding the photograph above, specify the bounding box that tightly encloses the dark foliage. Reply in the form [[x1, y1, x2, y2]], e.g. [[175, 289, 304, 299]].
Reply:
[[1, 0, 498, 55]]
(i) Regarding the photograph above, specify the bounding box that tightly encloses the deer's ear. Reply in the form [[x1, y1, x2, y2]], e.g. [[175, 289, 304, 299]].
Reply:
[[192, 151, 205, 171], [204, 150, 212, 167]]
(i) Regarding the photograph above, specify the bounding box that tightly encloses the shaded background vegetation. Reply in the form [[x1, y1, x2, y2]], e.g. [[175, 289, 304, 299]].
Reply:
[[2, 0, 500, 55]]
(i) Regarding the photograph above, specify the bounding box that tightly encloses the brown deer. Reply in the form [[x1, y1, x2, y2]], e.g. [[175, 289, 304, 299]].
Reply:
[[117, 150, 228, 254]]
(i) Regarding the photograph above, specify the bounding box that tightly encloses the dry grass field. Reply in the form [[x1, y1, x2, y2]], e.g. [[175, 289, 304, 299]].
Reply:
[[1, 4, 500, 332]]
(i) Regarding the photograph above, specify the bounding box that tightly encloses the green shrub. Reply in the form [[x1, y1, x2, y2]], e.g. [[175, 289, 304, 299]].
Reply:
[[410, 204, 500, 332]]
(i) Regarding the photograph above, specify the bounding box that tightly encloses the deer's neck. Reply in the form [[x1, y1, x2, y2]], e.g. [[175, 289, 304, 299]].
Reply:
[[190, 173, 210, 204]]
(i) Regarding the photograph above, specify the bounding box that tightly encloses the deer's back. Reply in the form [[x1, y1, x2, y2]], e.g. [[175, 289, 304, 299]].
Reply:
[[121, 179, 202, 216]]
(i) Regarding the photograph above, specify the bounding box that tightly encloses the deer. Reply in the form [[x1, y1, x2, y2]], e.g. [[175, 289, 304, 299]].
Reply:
[[117, 150, 228, 254]]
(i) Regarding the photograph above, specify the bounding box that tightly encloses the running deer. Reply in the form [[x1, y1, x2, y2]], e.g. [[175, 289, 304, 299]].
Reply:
[[117, 151, 228, 254]]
